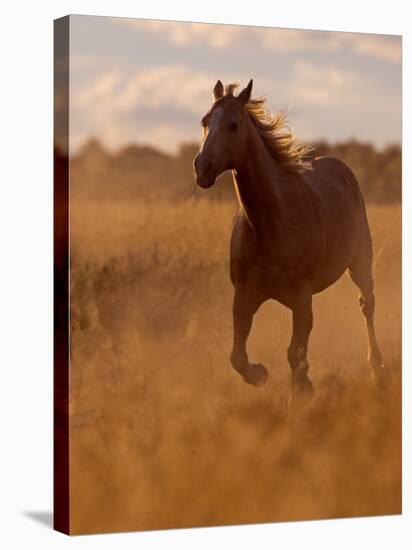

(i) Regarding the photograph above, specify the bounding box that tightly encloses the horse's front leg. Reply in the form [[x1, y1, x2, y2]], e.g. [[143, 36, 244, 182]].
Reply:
[[230, 287, 268, 387], [288, 290, 314, 406]]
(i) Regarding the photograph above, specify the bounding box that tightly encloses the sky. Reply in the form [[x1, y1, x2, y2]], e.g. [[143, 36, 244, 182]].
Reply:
[[69, 15, 402, 154]]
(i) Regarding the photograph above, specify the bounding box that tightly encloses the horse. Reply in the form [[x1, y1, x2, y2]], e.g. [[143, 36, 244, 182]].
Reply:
[[193, 79, 390, 404]]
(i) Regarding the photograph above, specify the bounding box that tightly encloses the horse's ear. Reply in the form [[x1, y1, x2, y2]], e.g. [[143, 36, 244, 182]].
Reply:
[[238, 79, 253, 106], [213, 80, 224, 101]]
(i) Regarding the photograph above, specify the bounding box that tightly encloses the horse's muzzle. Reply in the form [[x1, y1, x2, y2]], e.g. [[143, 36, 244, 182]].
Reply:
[[193, 154, 216, 188]]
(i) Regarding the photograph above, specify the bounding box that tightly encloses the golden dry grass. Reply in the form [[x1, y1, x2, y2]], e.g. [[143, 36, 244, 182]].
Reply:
[[69, 199, 401, 534]]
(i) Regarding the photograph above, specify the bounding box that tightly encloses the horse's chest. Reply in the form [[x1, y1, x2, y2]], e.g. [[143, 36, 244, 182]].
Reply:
[[230, 218, 324, 297]]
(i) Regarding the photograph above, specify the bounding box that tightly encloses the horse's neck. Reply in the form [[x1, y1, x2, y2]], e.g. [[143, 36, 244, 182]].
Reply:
[[233, 121, 292, 238]]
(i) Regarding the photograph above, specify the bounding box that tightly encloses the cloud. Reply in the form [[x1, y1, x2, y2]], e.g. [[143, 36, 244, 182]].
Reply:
[[71, 52, 399, 153], [345, 33, 401, 62], [291, 60, 361, 106], [77, 72, 120, 105], [71, 61, 357, 153], [77, 65, 216, 116], [72, 65, 218, 152], [116, 66, 212, 114], [121, 20, 401, 63]]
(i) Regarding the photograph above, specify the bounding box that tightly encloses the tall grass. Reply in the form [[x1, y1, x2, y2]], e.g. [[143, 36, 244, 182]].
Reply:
[[69, 199, 401, 534]]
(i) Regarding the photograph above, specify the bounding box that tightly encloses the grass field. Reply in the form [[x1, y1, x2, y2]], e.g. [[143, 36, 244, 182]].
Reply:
[[69, 199, 401, 534]]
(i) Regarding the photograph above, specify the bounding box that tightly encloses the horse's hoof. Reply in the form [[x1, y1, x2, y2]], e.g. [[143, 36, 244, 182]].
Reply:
[[289, 381, 314, 410], [242, 363, 268, 387], [289, 366, 314, 410], [372, 364, 392, 391]]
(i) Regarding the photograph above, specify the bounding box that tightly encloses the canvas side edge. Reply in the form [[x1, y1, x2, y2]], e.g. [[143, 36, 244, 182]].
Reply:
[[53, 14, 70, 536]]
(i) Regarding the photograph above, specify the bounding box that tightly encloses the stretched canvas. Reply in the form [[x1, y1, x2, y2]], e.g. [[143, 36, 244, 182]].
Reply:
[[54, 15, 402, 535]]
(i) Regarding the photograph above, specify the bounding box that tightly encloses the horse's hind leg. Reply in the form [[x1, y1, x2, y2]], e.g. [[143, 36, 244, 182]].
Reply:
[[288, 290, 314, 407], [348, 252, 391, 389], [230, 287, 268, 387]]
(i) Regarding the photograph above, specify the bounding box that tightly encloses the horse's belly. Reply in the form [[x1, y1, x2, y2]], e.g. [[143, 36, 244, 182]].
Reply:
[[312, 234, 357, 293], [313, 266, 347, 294]]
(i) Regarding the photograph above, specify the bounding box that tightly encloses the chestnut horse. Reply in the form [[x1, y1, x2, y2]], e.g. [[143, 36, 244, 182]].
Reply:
[[193, 79, 390, 403]]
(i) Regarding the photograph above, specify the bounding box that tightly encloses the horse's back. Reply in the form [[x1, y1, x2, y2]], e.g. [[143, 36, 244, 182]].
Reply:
[[303, 156, 368, 237], [305, 156, 364, 206]]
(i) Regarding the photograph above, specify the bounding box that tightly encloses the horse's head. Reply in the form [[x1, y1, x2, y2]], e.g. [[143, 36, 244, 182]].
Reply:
[[193, 79, 253, 188]]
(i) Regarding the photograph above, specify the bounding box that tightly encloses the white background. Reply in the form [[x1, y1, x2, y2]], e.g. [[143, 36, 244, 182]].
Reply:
[[0, 0, 409, 548]]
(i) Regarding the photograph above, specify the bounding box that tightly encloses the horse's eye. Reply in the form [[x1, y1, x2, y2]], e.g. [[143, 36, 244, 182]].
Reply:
[[229, 122, 238, 132]]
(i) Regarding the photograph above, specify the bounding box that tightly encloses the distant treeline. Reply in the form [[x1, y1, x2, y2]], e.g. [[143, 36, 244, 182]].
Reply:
[[69, 139, 401, 204]]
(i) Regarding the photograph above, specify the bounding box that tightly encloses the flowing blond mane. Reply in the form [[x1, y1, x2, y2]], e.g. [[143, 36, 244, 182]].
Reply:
[[226, 83, 313, 173]]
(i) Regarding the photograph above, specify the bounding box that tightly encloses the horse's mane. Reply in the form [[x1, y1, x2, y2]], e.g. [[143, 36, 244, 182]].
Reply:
[[226, 83, 313, 173]]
